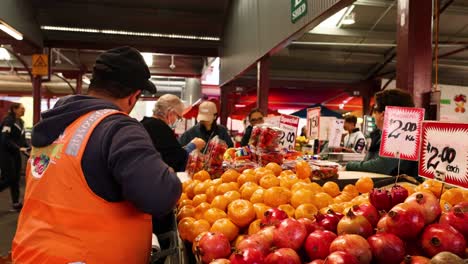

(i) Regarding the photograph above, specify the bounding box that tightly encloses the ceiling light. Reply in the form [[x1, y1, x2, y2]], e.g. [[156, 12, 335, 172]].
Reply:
[[315, 8, 347, 29], [341, 12, 355, 25], [339, 104, 345, 109], [141, 53, 153, 66], [82, 76, 91, 85], [0, 47, 11, 60], [41, 26, 220, 41], [0, 22, 23, 40]]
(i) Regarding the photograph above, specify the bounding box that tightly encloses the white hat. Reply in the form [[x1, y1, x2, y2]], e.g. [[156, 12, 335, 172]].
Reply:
[[197, 101, 217, 122]]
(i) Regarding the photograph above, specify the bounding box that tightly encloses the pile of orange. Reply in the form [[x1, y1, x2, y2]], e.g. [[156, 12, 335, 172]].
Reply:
[[177, 163, 468, 244]]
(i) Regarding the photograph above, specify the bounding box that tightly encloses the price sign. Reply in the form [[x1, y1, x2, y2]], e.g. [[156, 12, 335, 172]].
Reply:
[[419, 122, 468, 189], [279, 114, 300, 150], [328, 119, 344, 148], [380, 106, 425, 161], [307, 107, 320, 140]]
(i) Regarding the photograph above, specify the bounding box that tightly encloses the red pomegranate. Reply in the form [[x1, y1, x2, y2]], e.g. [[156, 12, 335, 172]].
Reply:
[[237, 233, 272, 256], [304, 230, 337, 260], [261, 208, 288, 227], [272, 218, 307, 250], [306, 260, 324, 264], [420, 223, 466, 258], [351, 203, 379, 227], [298, 217, 323, 234], [400, 255, 430, 264], [325, 251, 359, 264], [439, 202, 468, 241], [337, 209, 373, 238], [390, 185, 409, 207], [369, 188, 393, 212], [230, 248, 265, 264], [405, 192, 441, 224], [315, 212, 341, 233], [195, 232, 232, 264], [367, 233, 406, 264], [383, 203, 425, 240], [329, 234, 372, 264], [264, 248, 301, 264]]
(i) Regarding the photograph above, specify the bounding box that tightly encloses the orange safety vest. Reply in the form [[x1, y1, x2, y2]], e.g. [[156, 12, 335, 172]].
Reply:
[[12, 109, 152, 264]]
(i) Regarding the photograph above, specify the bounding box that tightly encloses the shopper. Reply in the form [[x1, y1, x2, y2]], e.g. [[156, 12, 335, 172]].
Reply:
[[341, 115, 366, 153], [12, 47, 182, 264], [0, 103, 28, 212], [141, 94, 205, 172], [346, 89, 419, 177], [179, 100, 234, 150], [240, 108, 264, 146]]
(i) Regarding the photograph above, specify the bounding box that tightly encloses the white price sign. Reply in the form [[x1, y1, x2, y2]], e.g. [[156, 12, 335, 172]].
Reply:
[[328, 119, 344, 148], [380, 106, 425, 161], [307, 107, 320, 140], [419, 122, 468, 189], [279, 114, 300, 150]]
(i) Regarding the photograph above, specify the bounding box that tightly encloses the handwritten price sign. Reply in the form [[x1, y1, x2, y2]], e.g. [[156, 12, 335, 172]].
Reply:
[[419, 122, 468, 189], [328, 119, 344, 148], [279, 114, 299, 150], [307, 107, 320, 140], [380, 106, 425, 161]]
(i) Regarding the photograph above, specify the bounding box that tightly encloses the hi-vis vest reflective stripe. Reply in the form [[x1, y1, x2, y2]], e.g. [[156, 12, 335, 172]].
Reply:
[[12, 109, 152, 264]]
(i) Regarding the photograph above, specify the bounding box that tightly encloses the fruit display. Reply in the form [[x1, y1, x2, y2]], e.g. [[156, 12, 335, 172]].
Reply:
[[176, 165, 468, 263], [205, 136, 228, 178]]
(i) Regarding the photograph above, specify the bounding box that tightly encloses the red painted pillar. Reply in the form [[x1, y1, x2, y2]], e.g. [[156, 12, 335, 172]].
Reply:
[[76, 73, 83, 95], [257, 56, 270, 114], [220, 85, 229, 126], [32, 76, 42, 124], [396, 0, 433, 107]]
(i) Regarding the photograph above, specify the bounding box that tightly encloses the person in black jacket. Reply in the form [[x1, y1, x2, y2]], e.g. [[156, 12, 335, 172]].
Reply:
[[141, 94, 205, 172], [0, 102, 28, 211], [240, 108, 264, 147], [179, 101, 234, 150]]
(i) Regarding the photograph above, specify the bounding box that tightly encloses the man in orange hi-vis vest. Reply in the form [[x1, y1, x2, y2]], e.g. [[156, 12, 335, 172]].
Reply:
[[12, 47, 182, 264]]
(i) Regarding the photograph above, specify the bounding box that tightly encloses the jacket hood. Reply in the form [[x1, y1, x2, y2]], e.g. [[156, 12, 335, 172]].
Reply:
[[31, 95, 120, 147]]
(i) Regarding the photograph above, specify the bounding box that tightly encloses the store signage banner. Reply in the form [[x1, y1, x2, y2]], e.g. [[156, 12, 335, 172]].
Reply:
[[307, 107, 321, 140], [380, 106, 425, 161], [328, 119, 344, 148], [439, 84, 468, 123], [291, 0, 307, 23], [419, 122, 468, 189], [279, 114, 300, 150]]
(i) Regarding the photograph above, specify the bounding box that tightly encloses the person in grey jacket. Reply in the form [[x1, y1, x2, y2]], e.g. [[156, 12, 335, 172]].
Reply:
[[346, 89, 418, 177], [179, 101, 233, 150]]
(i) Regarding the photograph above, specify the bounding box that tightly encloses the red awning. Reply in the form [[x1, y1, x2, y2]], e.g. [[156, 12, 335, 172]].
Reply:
[[230, 102, 280, 120]]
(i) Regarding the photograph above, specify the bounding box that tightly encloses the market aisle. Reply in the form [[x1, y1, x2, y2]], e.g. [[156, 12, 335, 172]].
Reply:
[[0, 187, 20, 256]]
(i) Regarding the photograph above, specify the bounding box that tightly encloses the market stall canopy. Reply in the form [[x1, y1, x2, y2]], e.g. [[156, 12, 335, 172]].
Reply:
[[291, 104, 343, 118], [230, 102, 280, 120]]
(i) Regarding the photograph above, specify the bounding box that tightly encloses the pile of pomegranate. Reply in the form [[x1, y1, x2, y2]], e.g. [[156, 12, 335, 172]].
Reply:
[[192, 186, 467, 264]]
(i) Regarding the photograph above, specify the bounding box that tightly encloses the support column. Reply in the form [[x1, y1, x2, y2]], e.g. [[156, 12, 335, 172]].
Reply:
[[76, 73, 83, 95], [220, 85, 229, 126], [396, 0, 433, 107], [257, 56, 270, 114], [184, 78, 202, 105], [32, 76, 42, 125]]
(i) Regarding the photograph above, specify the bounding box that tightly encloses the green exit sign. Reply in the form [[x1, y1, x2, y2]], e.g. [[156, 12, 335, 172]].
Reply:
[[291, 0, 307, 23]]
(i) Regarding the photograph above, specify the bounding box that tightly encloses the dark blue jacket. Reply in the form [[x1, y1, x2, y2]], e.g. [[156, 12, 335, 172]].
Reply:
[[31, 95, 182, 219]]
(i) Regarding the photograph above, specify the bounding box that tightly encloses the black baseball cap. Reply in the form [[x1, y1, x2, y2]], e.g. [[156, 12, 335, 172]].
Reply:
[[91, 46, 157, 94]]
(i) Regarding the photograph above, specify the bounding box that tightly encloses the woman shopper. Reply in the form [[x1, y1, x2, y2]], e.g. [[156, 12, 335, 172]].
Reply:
[[240, 108, 265, 146], [0, 103, 28, 211], [141, 94, 205, 172]]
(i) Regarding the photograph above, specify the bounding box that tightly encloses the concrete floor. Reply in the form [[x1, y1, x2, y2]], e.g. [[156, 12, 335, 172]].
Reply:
[[0, 187, 20, 256]]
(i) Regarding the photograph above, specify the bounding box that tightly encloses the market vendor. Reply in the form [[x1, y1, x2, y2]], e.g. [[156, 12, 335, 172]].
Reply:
[[141, 94, 205, 172], [179, 100, 234, 150], [240, 108, 264, 146], [346, 89, 419, 177], [340, 115, 366, 153], [12, 47, 182, 264]]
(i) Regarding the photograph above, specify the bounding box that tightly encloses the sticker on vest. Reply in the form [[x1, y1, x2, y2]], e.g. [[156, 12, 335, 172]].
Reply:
[[30, 154, 51, 179]]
